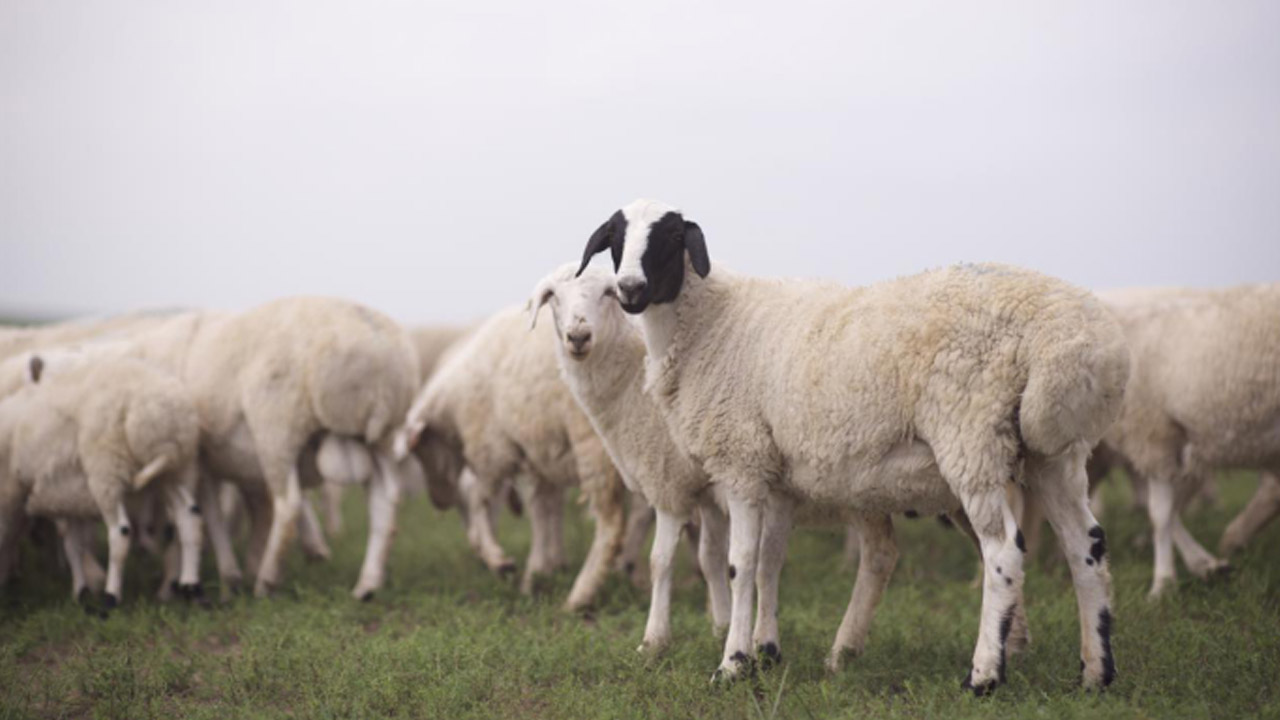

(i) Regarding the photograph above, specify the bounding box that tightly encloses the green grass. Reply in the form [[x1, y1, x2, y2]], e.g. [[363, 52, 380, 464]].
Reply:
[[2, 473, 1279, 719]]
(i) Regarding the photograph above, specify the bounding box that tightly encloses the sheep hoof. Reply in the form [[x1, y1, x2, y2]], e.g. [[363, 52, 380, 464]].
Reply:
[[710, 652, 754, 685], [102, 593, 119, 611], [961, 669, 999, 697], [253, 581, 275, 599], [359, 591, 375, 603], [756, 642, 782, 670], [179, 582, 205, 601], [496, 562, 518, 580], [636, 639, 667, 657], [76, 587, 92, 606]]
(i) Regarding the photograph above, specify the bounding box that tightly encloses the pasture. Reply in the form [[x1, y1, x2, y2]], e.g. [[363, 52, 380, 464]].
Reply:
[[2, 472, 1277, 720]]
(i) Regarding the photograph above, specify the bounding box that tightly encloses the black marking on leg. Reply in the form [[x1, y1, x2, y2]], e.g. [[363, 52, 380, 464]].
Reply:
[[77, 587, 92, 605], [1005, 577, 1013, 586], [119, 526, 130, 537], [624, 561, 635, 575], [1085, 557, 1095, 567], [1098, 607, 1116, 687], [998, 603, 1016, 683], [728, 565, 736, 580], [904, 510, 919, 519], [103, 593, 119, 610], [996, 566, 1002, 575], [961, 669, 998, 697], [757, 642, 782, 670], [497, 562, 517, 579], [190, 504, 201, 515], [164, 524, 175, 543], [360, 591, 375, 603], [1015, 529, 1026, 554], [1088, 525, 1108, 564]]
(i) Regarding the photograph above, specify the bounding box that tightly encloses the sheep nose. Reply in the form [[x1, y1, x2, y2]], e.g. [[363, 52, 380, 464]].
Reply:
[[618, 277, 647, 300], [567, 330, 592, 351]]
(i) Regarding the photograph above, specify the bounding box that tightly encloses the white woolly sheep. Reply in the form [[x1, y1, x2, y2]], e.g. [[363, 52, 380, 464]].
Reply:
[[0, 349, 203, 608], [397, 305, 627, 611], [115, 297, 420, 599], [577, 199, 1129, 693], [1086, 285, 1280, 597]]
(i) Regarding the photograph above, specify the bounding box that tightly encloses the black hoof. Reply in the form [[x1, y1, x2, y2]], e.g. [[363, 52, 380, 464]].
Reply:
[[497, 562, 518, 579], [179, 582, 205, 601], [757, 642, 782, 670], [102, 593, 119, 610], [170, 580, 181, 596], [961, 670, 999, 697], [76, 587, 92, 605], [1211, 564, 1234, 581], [360, 591, 375, 603]]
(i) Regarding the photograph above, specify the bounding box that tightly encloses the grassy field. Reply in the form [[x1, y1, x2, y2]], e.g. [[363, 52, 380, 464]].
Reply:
[[2, 473, 1278, 720]]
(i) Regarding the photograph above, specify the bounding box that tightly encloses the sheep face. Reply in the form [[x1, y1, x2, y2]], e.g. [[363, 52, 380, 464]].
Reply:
[[530, 265, 622, 362], [576, 199, 709, 314]]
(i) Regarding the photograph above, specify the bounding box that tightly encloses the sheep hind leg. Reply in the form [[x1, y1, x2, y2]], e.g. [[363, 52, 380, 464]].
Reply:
[[1220, 471, 1280, 556], [297, 496, 332, 562], [351, 450, 402, 601], [164, 469, 205, 600], [253, 468, 303, 598], [1031, 448, 1116, 691], [57, 520, 89, 602], [618, 492, 654, 590], [956, 487, 1025, 696], [521, 479, 558, 594], [826, 513, 897, 673], [198, 476, 243, 600], [1169, 475, 1230, 580], [101, 501, 132, 609], [1146, 477, 1178, 598], [751, 493, 794, 670], [638, 509, 684, 654]]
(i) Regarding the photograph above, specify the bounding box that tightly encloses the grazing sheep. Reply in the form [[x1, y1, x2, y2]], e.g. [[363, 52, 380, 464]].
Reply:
[[117, 297, 420, 599], [397, 305, 627, 611], [578, 200, 1129, 692], [0, 350, 203, 607], [1089, 286, 1280, 597]]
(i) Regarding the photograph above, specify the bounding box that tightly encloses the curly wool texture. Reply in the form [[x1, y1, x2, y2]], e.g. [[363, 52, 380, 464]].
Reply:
[[407, 305, 623, 505], [645, 262, 1130, 514], [0, 356, 199, 519], [1097, 285, 1280, 479]]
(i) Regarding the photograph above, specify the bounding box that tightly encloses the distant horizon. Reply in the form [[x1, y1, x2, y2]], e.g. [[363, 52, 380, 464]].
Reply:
[[4, 1, 1277, 325]]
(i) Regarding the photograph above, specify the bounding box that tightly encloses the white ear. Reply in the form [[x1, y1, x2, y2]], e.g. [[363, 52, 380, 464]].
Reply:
[[527, 279, 556, 330]]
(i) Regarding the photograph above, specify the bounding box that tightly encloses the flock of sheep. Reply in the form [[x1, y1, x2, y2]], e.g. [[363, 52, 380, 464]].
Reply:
[[1, 199, 1277, 696]]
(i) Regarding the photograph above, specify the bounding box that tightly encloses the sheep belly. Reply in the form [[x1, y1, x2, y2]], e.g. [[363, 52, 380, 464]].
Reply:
[[199, 419, 266, 482], [26, 466, 100, 517], [786, 439, 958, 517]]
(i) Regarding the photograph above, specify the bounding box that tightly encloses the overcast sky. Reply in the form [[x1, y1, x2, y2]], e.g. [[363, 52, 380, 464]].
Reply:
[[1, 1, 1277, 324]]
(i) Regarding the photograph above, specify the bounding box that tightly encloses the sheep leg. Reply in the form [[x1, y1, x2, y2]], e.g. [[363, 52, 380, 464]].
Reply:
[[713, 495, 762, 682], [534, 481, 566, 571], [1146, 477, 1178, 598], [158, 539, 181, 602], [956, 486, 1024, 696], [254, 468, 302, 598], [1220, 472, 1280, 556], [102, 501, 132, 609], [697, 501, 732, 633], [57, 520, 89, 602], [1032, 448, 1116, 691], [522, 480, 558, 593], [164, 474, 205, 599], [79, 523, 106, 594], [461, 477, 516, 577], [751, 493, 794, 669], [197, 476, 243, 599], [241, 486, 273, 580], [638, 509, 684, 654], [1169, 476, 1230, 579], [351, 451, 402, 601], [841, 526, 860, 572], [826, 513, 898, 673], [322, 480, 345, 536], [1020, 486, 1046, 561], [563, 483, 625, 612], [297, 496, 332, 562], [618, 492, 654, 589]]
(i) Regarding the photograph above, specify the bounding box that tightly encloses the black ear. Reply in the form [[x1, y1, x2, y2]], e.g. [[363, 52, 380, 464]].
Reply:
[[577, 211, 624, 277], [683, 221, 710, 278], [28, 355, 44, 384]]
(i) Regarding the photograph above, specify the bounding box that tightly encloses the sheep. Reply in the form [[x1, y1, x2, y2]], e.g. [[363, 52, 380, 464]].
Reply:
[[530, 264, 1006, 668], [577, 199, 1129, 692], [1083, 285, 1280, 597], [0, 349, 203, 607], [113, 297, 420, 599], [529, 264, 732, 648], [397, 305, 627, 611]]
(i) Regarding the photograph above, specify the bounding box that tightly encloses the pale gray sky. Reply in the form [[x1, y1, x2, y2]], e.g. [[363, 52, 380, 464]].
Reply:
[[2, 1, 1277, 323]]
